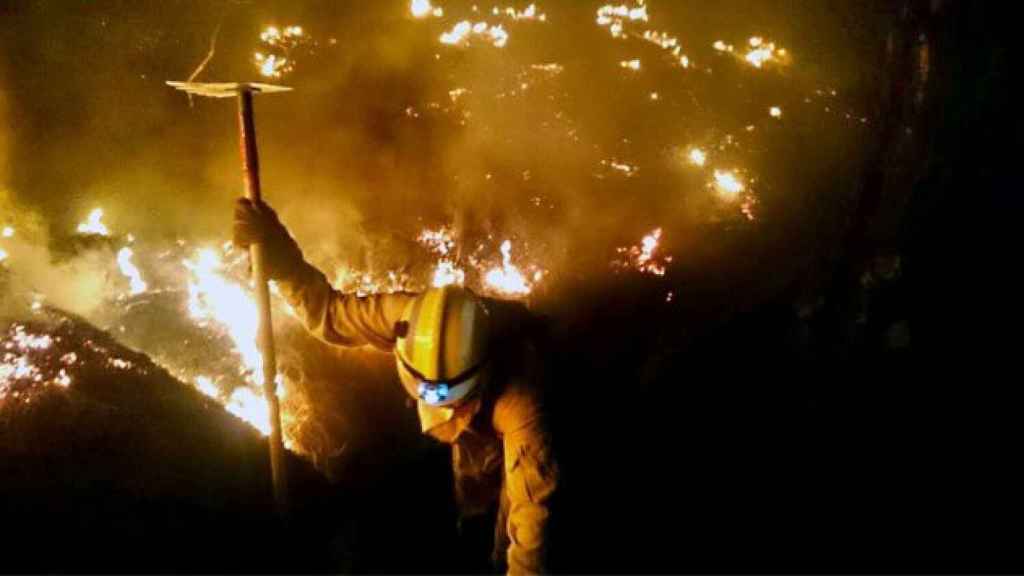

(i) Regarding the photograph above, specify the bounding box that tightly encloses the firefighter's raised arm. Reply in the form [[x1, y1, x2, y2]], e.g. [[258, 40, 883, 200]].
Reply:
[[232, 197, 416, 350]]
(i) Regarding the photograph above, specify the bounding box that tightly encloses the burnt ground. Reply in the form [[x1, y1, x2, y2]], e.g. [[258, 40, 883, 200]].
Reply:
[[2, 2, 1021, 574], [0, 312, 342, 573]]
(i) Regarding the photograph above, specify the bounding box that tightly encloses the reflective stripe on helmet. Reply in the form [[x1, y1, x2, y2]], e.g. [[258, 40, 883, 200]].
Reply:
[[395, 286, 490, 407]]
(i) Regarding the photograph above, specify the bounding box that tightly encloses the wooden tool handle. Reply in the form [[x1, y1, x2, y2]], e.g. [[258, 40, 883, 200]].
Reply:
[[238, 90, 288, 518]]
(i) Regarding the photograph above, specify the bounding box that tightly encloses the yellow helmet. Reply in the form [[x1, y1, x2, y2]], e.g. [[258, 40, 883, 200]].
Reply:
[[395, 285, 491, 407]]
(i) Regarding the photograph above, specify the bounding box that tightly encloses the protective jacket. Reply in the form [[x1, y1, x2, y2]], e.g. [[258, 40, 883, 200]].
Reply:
[[277, 261, 558, 574]]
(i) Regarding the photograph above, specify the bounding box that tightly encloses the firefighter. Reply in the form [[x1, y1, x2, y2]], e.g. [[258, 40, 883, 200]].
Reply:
[[233, 198, 558, 574]]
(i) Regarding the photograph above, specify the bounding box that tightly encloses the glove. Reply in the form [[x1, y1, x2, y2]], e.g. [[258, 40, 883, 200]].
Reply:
[[233, 197, 306, 280]]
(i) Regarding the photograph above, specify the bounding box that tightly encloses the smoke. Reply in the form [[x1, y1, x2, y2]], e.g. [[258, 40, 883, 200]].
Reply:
[[0, 1, 887, 309], [0, 0, 895, 462], [0, 193, 119, 317]]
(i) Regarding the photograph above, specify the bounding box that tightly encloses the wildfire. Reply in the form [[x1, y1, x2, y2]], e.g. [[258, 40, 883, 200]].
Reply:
[[116, 247, 147, 296], [184, 248, 262, 382], [641, 30, 691, 69], [419, 227, 466, 288], [603, 159, 638, 176], [688, 148, 708, 167], [1, 324, 69, 401], [440, 21, 509, 48], [194, 375, 219, 399], [713, 170, 746, 199], [77, 208, 110, 237], [227, 387, 272, 436], [260, 25, 304, 45], [715, 36, 788, 69], [483, 240, 535, 296], [597, 2, 648, 38], [643, 30, 677, 50], [255, 24, 307, 79], [744, 37, 786, 68], [493, 4, 546, 21], [410, 0, 444, 18], [614, 228, 672, 277], [181, 247, 294, 436], [620, 59, 641, 71], [254, 53, 289, 79], [2, 226, 13, 238], [431, 260, 466, 288], [770, 106, 782, 118]]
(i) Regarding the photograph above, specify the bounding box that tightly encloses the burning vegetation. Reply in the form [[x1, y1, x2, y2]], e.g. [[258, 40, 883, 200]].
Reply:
[[0, 2, 891, 459], [1, 0, 1014, 572]]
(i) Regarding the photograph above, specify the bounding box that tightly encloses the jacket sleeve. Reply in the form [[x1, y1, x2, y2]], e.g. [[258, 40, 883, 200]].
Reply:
[[502, 416, 559, 575], [275, 261, 417, 351]]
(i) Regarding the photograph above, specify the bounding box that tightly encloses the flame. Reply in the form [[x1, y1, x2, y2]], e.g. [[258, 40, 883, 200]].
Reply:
[[0, 248, 7, 263], [640, 30, 691, 69], [77, 208, 110, 236], [688, 148, 707, 167], [260, 25, 303, 45], [603, 159, 638, 176], [620, 59, 641, 71], [419, 227, 467, 288], [431, 260, 466, 288], [597, 2, 649, 38], [770, 106, 782, 118], [183, 248, 263, 382], [493, 3, 545, 21], [483, 240, 533, 296], [643, 29, 677, 49], [2, 325, 68, 401], [9, 325, 53, 350], [714, 36, 787, 68], [440, 21, 509, 48], [713, 170, 745, 199], [54, 369, 72, 388], [260, 26, 281, 44], [614, 228, 671, 276], [108, 357, 134, 370], [255, 53, 289, 79], [194, 376, 219, 399], [227, 387, 272, 436], [2, 226, 13, 238], [116, 247, 147, 296], [411, 0, 444, 18], [255, 24, 306, 79], [182, 247, 287, 436], [744, 37, 787, 68]]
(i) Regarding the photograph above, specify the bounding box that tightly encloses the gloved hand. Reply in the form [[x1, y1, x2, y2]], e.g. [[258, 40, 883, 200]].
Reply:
[[233, 197, 306, 280]]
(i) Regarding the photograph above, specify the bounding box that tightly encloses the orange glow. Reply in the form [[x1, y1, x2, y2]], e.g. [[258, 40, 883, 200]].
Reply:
[[615, 228, 671, 276], [483, 240, 533, 296]]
